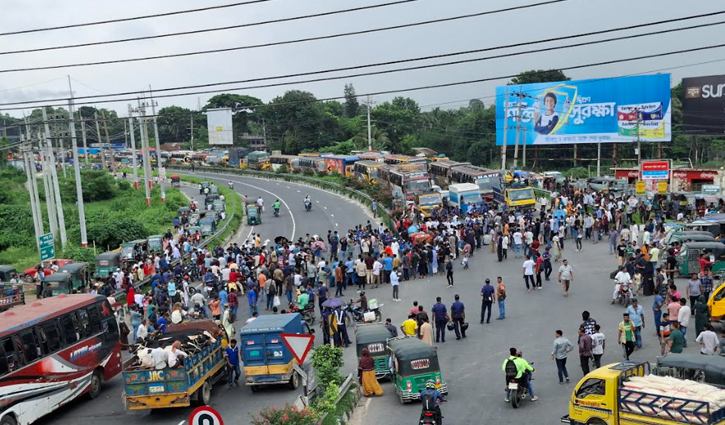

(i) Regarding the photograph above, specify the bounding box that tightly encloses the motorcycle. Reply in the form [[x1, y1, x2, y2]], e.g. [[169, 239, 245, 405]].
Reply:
[[615, 280, 633, 307], [274, 207, 280, 217], [288, 302, 316, 325], [227, 182, 234, 189], [420, 399, 446, 425], [508, 366, 533, 409], [345, 299, 383, 325], [304, 200, 312, 212]]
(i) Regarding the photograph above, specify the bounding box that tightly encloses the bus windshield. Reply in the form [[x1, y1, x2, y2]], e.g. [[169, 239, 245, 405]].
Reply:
[[477, 175, 502, 193], [419, 195, 441, 206], [405, 180, 431, 194], [509, 188, 535, 201]]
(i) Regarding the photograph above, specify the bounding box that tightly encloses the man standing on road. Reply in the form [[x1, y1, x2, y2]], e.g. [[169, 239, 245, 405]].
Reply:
[[391, 266, 400, 301], [618, 313, 636, 360], [591, 324, 605, 369], [451, 294, 466, 340], [432, 297, 449, 343], [552, 330, 573, 384], [678, 298, 691, 348], [496, 277, 507, 320], [558, 259, 574, 297], [480, 278, 495, 324], [696, 324, 719, 355], [577, 327, 593, 376], [626, 298, 645, 349], [523, 255, 536, 292]]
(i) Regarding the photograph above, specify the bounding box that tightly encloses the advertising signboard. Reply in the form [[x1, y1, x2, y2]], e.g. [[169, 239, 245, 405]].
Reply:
[[496, 74, 672, 145], [640, 160, 670, 181], [682, 74, 725, 135], [206, 108, 234, 145]]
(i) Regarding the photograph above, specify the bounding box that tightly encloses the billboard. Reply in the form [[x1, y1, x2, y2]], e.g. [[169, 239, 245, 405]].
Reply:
[[640, 160, 670, 180], [206, 108, 234, 145], [495, 74, 672, 145], [682, 74, 725, 135]]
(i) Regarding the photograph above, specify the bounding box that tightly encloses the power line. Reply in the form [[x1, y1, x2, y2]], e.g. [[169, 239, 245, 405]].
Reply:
[[0, 0, 279, 37], [2, 29, 725, 112], [0, 0, 430, 56], [0, 0, 571, 74], [1, 9, 721, 108]]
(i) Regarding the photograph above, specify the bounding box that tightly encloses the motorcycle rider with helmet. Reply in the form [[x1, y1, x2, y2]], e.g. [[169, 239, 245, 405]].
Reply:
[[420, 380, 444, 424], [228, 180, 234, 189], [502, 347, 537, 403], [273, 199, 281, 216], [304, 194, 312, 211]]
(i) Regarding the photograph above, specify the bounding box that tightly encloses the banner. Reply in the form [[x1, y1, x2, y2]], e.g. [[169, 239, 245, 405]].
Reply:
[[682, 74, 725, 135], [496, 74, 672, 145], [206, 108, 234, 145]]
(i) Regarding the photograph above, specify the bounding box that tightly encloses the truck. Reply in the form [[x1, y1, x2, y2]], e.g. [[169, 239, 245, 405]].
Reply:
[[562, 361, 725, 425], [122, 321, 228, 410], [240, 313, 312, 392], [448, 183, 483, 210], [416, 191, 443, 217], [505, 187, 536, 210]]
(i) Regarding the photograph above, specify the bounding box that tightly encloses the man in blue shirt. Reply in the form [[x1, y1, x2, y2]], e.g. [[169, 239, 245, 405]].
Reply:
[[344, 257, 355, 289], [431, 297, 449, 343], [318, 283, 328, 311], [481, 279, 496, 324], [248, 288, 258, 317], [450, 294, 466, 340], [383, 254, 393, 285], [157, 312, 168, 333], [225, 339, 241, 388], [626, 298, 645, 348], [420, 380, 444, 422]]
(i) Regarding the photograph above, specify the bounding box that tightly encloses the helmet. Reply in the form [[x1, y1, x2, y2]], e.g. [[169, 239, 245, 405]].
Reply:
[[425, 380, 435, 389], [184, 275, 190, 280]]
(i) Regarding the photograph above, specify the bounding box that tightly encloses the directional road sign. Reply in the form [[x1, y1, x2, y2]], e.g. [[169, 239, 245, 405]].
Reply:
[[189, 406, 224, 425], [39, 233, 55, 262], [281, 333, 315, 364]]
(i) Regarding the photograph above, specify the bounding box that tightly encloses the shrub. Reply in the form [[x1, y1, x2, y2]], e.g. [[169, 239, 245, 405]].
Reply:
[[251, 405, 320, 425], [311, 344, 345, 387]]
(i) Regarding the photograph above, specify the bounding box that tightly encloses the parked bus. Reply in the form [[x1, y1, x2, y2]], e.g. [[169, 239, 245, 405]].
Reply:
[[379, 166, 432, 202], [428, 160, 471, 189], [246, 151, 271, 170], [355, 151, 387, 162], [383, 155, 427, 166], [296, 157, 326, 174], [269, 154, 298, 171], [450, 166, 504, 203], [297, 152, 320, 157], [0, 294, 122, 425], [324, 155, 359, 177], [353, 161, 385, 184]]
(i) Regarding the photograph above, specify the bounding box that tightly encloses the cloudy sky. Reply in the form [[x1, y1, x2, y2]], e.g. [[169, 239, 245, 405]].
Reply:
[[0, 0, 723, 118]]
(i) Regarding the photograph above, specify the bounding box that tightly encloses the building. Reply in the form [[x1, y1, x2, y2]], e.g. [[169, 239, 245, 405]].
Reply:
[[241, 134, 266, 151], [613, 167, 724, 192]]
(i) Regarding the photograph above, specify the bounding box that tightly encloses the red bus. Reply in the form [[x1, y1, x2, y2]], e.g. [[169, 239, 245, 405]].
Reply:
[[0, 294, 122, 425]]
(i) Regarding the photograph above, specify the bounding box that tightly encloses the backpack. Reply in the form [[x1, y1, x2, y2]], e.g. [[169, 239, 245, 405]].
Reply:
[[421, 392, 436, 411], [505, 358, 518, 378]]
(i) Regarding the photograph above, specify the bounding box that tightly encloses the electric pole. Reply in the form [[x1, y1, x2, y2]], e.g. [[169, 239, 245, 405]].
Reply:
[[42, 108, 67, 248], [149, 86, 166, 202], [68, 76, 88, 247], [23, 117, 44, 239], [101, 110, 115, 171], [367, 95, 372, 151], [80, 118, 89, 165], [94, 111, 107, 169], [40, 114, 58, 239], [136, 98, 152, 207], [127, 106, 140, 189], [512, 91, 527, 169], [189, 115, 194, 152], [501, 87, 509, 169], [22, 146, 42, 251]]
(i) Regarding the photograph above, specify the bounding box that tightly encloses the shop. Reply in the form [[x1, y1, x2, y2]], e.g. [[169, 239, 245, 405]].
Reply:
[[613, 167, 722, 192]]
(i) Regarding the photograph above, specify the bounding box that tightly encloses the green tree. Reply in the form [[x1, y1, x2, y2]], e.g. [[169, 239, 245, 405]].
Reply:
[[344, 84, 360, 118], [509, 69, 570, 85], [372, 97, 421, 151], [352, 126, 390, 151]]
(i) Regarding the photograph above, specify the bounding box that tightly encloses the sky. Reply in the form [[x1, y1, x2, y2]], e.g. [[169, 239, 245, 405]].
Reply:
[[0, 0, 724, 119]]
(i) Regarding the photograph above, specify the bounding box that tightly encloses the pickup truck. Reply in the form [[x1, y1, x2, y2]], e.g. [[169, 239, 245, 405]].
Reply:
[[562, 361, 725, 425], [122, 321, 228, 410]]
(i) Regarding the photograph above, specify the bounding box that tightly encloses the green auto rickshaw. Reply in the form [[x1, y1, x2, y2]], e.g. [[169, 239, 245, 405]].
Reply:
[[654, 353, 725, 388], [388, 337, 448, 404], [205, 194, 221, 206], [177, 206, 191, 217], [199, 217, 216, 236], [120, 239, 147, 261], [40, 272, 75, 298], [95, 251, 121, 278], [58, 262, 89, 291], [147, 235, 164, 252], [677, 241, 725, 275], [200, 181, 211, 195], [171, 174, 181, 188], [355, 324, 393, 379], [213, 200, 225, 212], [246, 203, 261, 225]]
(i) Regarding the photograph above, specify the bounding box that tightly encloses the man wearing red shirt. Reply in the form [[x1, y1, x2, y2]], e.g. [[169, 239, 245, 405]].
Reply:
[[698, 253, 714, 274], [535, 255, 544, 289]]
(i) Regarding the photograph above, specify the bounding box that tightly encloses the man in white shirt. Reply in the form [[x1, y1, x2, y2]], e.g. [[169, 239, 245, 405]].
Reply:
[[137, 320, 148, 341], [696, 324, 719, 355], [591, 324, 605, 368], [677, 298, 691, 348], [512, 230, 523, 258], [522, 255, 535, 292], [613, 267, 632, 303], [151, 345, 169, 370]]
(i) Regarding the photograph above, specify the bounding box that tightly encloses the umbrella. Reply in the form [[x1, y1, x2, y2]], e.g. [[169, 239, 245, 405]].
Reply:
[[407, 225, 418, 233], [312, 240, 326, 251], [322, 298, 345, 309], [274, 236, 288, 245]]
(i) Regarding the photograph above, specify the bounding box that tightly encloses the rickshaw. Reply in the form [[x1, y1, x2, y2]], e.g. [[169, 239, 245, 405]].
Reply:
[[178, 206, 191, 217], [246, 204, 261, 225], [665, 231, 715, 246], [120, 239, 147, 261], [171, 174, 181, 188], [205, 194, 221, 206], [200, 181, 211, 195], [0, 265, 16, 282], [210, 185, 219, 195], [355, 324, 393, 379], [95, 251, 121, 278], [670, 192, 691, 218], [213, 200, 225, 212], [189, 212, 201, 226], [677, 241, 725, 275], [39, 272, 75, 298], [147, 234, 164, 252], [199, 217, 216, 236], [388, 336, 448, 404], [654, 354, 725, 388], [58, 262, 89, 291]]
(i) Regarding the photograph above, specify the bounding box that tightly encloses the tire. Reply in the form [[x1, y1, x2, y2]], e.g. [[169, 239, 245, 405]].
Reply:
[[188, 286, 197, 296], [303, 312, 315, 326], [250, 385, 259, 393], [288, 371, 300, 390], [193, 381, 212, 406], [398, 396, 406, 405], [88, 369, 103, 399], [375, 310, 382, 322], [23, 274, 34, 283], [586, 419, 607, 425], [511, 394, 520, 409], [0, 415, 18, 425]]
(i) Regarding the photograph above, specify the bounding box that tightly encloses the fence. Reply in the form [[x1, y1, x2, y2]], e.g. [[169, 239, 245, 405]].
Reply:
[[167, 165, 394, 229]]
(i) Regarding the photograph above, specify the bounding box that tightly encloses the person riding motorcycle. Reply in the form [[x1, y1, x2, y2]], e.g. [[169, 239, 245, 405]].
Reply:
[[228, 181, 234, 189], [420, 380, 444, 423], [612, 266, 632, 304], [256, 196, 264, 212], [304, 194, 312, 211], [273, 199, 281, 216], [354, 291, 368, 311], [502, 347, 537, 403]]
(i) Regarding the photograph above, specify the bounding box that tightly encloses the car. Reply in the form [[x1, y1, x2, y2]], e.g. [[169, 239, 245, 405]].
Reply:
[[22, 259, 75, 282]]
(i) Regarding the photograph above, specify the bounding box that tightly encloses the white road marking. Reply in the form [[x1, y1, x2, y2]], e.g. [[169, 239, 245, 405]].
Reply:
[[365, 398, 372, 410], [316, 200, 320, 203], [297, 190, 301, 193], [331, 214, 334, 217], [335, 223, 339, 227], [287, 186, 291, 189], [245, 226, 255, 242], [324, 206, 328, 210]]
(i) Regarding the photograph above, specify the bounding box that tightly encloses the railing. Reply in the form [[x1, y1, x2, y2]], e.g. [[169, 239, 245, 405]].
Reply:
[[167, 165, 394, 229]]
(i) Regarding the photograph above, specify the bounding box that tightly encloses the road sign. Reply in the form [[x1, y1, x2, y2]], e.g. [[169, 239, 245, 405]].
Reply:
[[641, 160, 670, 180], [189, 406, 223, 425], [635, 181, 646, 196], [39, 233, 55, 262], [657, 181, 668, 194], [280, 333, 314, 364]]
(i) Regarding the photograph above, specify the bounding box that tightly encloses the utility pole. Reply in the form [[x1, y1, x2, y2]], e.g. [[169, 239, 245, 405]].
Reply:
[[40, 114, 58, 239], [22, 147, 42, 251], [59, 136, 67, 178], [23, 117, 44, 238], [636, 110, 642, 165], [597, 143, 601, 177], [42, 108, 67, 248], [101, 111, 115, 171], [149, 86, 166, 202], [366, 95, 373, 151], [94, 111, 107, 169], [80, 118, 89, 165], [512, 91, 527, 168], [68, 76, 88, 247], [137, 99, 152, 207], [189, 115, 194, 151], [127, 107, 140, 189], [501, 87, 509, 169], [124, 119, 128, 148]]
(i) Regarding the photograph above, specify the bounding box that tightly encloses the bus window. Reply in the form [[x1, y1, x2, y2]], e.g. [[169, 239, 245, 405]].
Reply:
[[19, 330, 39, 363], [77, 309, 91, 337], [60, 313, 80, 344], [42, 321, 63, 353], [0, 346, 6, 376], [87, 305, 102, 334], [1, 338, 18, 373]]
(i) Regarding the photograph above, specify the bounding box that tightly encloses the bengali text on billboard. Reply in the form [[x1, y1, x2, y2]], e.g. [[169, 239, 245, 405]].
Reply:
[[682, 74, 725, 135], [495, 74, 672, 146]]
